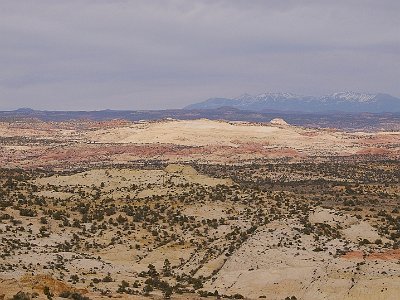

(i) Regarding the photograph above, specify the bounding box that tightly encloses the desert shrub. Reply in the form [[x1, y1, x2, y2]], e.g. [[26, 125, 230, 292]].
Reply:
[[59, 291, 89, 300], [12, 292, 31, 300]]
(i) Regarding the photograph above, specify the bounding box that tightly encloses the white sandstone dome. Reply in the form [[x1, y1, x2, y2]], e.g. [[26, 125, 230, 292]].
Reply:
[[270, 118, 289, 126]]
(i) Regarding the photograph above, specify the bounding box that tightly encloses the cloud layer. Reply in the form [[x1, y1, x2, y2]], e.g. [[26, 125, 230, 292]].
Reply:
[[1, 0, 399, 110]]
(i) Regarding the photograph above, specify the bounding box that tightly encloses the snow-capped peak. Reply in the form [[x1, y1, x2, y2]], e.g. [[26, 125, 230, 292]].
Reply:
[[328, 91, 378, 103], [185, 90, 399, 112], [235, 92, 301, 102], [255, 92, 300, 99]]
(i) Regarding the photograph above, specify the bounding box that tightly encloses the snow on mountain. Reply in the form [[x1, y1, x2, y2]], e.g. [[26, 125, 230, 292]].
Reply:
[[185, 92, 400, 112], [325, 92, 378, 103], [236, 92, 303, 102]]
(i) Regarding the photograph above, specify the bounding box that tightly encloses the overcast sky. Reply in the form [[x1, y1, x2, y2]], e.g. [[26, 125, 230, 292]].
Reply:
[[0, 0, 399, 110]]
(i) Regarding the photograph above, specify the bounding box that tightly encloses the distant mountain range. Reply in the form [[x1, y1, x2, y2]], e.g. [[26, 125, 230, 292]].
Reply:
[[1, 106, 399, 131], [185, 92, 400, 113]]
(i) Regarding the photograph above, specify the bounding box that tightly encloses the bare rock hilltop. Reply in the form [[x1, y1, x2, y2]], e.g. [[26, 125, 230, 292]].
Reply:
[[270, 118, 289, 126], [1, 118, 398, 169]]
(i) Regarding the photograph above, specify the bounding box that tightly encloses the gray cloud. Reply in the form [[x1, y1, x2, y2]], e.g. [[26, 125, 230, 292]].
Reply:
[[0, 0, 399, 110]]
